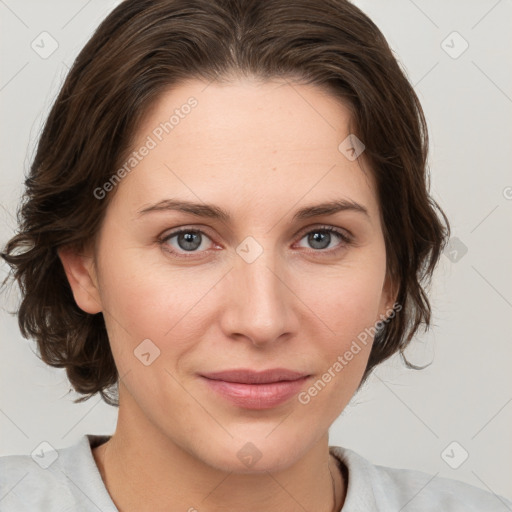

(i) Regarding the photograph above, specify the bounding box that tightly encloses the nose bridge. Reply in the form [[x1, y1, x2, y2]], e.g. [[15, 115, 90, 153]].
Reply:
[[222, 237, 294, 345]]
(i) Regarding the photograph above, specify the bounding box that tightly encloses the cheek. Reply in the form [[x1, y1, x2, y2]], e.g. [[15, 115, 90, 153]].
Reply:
[[296, 260, 386, 343], [291, 258, 385, 406], [298, 317, 374, 424], [96, 251, 220, 366]]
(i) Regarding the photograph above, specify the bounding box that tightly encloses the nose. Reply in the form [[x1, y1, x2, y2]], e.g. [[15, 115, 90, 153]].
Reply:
[[219, 246, 298, 348]]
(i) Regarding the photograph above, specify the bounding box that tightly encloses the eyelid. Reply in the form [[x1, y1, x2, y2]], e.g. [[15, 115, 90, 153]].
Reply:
[[159, 225, 215, 242], [294, 223, 353, 242]]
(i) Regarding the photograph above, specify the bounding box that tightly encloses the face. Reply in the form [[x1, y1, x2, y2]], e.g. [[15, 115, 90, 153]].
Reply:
[[66, 78, 395, 473]]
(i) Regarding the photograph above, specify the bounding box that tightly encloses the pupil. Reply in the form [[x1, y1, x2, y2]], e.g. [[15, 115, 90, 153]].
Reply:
[[310, 231, 330, 250], [179, 232, 201, 251]]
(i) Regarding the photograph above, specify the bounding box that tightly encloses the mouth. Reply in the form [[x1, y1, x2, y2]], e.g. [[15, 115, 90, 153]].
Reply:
[[199, 368, 311, 409]]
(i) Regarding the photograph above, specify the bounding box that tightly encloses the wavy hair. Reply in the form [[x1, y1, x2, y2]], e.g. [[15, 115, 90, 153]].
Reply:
[[1, 0, 450, 405]]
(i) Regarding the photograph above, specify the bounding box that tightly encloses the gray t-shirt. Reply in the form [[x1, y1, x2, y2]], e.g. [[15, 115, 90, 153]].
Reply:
[[0, 434, 510, 511]]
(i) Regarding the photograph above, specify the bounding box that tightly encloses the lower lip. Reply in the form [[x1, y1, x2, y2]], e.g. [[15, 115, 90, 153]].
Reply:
[[201, 376, 310, 409]]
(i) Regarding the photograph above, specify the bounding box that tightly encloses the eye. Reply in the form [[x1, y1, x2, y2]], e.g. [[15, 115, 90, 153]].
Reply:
[[159, 228, 215, 258], [158, 225, 353, 260], [295, 226, 353, 254]]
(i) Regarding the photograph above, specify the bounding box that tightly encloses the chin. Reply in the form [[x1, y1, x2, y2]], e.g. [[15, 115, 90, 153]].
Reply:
[[189, 423, 321, 474]]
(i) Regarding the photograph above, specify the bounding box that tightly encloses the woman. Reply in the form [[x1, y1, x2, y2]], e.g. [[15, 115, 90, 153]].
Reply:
[[1, 0, 510, 510]]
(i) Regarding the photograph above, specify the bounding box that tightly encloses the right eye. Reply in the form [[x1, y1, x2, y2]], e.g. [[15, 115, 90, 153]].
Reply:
[[159, 228, 217, 259]]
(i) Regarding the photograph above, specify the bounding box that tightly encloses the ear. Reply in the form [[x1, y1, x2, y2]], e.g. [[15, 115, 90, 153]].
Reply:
[[378, 270, 399, 320], [57, 244, 102, 314]]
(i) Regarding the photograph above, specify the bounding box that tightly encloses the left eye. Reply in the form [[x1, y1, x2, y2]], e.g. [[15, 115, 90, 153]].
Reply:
[[296, 227, 352, 251]]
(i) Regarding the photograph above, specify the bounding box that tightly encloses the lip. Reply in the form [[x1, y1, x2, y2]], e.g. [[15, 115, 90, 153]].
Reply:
[[199, 368, 311, 410]]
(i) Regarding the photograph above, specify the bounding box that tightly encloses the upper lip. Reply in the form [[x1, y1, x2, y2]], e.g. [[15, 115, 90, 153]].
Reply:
[[200, 368, 310, 384]]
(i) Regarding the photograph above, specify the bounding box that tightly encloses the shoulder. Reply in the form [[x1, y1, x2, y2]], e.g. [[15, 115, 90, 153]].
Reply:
[[0, 435, 116, 512], [0, 451, 75, 512], [372, 462, 510, 511], [330, 445, 512, 511]]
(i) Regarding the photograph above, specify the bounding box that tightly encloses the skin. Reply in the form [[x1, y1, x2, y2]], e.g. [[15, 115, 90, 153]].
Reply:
[[59, 77, 397, 512]]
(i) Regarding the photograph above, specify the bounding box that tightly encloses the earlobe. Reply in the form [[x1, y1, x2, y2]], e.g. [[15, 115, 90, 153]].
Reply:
[[380, 272, 399, 320], [57, 245, 102, 314]]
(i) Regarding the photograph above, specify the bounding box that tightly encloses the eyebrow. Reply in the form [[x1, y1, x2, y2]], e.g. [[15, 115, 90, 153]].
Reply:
[[137, 198, 370, 222]]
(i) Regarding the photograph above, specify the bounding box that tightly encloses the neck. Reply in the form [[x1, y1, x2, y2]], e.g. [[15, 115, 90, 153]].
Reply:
[[93, 394, 346, 512]]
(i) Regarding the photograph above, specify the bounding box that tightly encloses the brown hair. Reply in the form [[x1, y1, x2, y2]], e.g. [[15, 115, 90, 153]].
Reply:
[[1, 0, 450, 406]]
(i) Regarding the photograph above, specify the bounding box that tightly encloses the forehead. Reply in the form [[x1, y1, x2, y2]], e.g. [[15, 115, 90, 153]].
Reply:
[[115, 78, 380, 223]]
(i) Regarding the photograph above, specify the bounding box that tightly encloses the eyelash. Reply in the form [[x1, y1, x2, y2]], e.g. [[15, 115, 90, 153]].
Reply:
[[158, 225, 354, 260]]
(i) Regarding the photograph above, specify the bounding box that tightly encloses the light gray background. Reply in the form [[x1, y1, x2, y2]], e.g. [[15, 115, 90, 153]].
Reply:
[[1, 0, 511, 503]]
